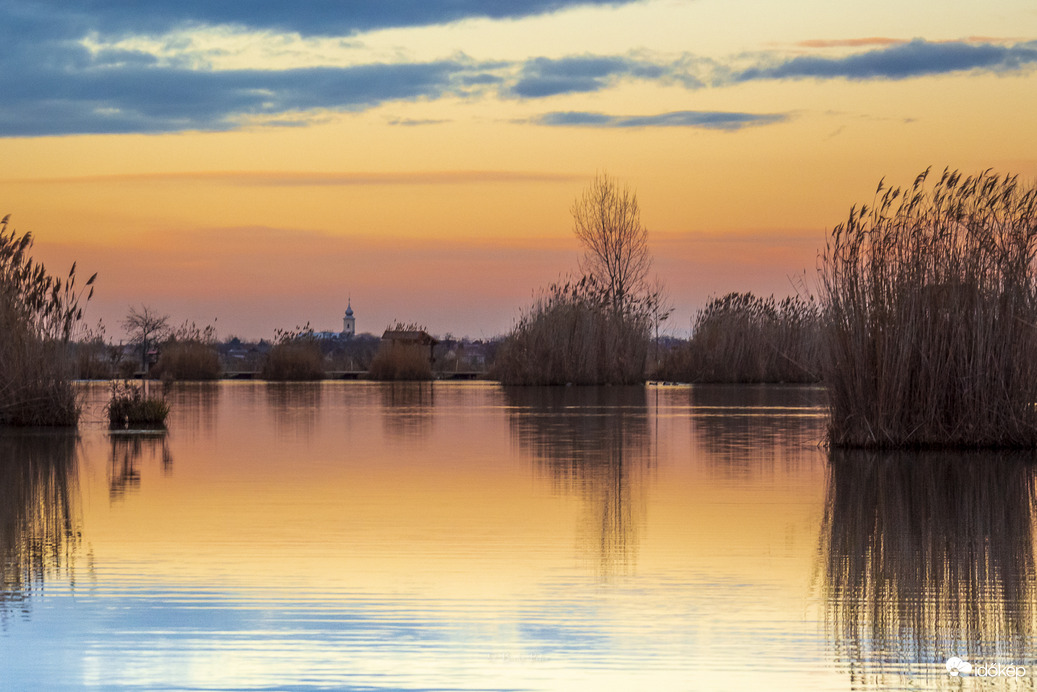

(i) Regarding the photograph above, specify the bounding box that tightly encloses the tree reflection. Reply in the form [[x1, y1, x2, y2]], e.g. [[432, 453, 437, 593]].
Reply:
[[0, 433, 81, 621], [504, 386, 651, 578], [108, 433, 172, 500], [380, 382, 435, 441], [820, 450, 1037, 688], [689, 384, 826, 476]]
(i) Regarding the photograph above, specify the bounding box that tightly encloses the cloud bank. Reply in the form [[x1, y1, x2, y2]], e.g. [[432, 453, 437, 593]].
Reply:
[[1, 0, 1035, 142], [533, 110, 788, 130]]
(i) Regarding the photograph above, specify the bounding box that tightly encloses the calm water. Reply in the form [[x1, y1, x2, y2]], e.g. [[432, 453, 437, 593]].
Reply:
[[1, 382, 1034, 691]]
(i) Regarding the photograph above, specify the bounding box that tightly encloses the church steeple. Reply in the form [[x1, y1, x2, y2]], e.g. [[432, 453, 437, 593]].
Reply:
[[342, 297, 356, 337]]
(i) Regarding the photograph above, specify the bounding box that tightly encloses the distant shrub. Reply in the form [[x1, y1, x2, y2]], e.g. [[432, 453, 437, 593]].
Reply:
[[0, 215, 94, 426], [655, 292, 821, 383], [261, 326, 325, 381], [105, 381, 170, 429], [820, 168, 1037, 447], [369, 343, 432, 380], [494, 276, 652, 385], [153, 340, 221, 380]]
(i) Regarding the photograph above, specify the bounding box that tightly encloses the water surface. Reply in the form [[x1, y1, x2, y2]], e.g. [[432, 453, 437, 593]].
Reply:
[[1, 382, 1033, 690]]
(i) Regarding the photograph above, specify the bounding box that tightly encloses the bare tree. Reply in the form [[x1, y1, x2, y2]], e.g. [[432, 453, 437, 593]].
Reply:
[[571, 172, 652, 312], [122, 305, 170, 373]]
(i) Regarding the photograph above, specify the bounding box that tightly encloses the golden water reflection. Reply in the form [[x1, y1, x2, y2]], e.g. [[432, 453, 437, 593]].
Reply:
[[504, 386, 650, 577], [0, 432, 82, 621], [820, 450, 1037, 688]]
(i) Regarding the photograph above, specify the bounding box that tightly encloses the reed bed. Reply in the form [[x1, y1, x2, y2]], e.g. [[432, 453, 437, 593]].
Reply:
[[153, 340, 221, 381], [105, 381, 170, 429], [494, 277, 652, 385], [261, 327, 325, 381], [656, 292, 821, 383], [820, 169, 1037, 447], [368, 344, 432, 380], [0, 215, 93, 426]]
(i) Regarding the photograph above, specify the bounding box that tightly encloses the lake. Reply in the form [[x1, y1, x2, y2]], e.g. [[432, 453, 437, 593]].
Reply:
[[1, 381, 1034, 691]]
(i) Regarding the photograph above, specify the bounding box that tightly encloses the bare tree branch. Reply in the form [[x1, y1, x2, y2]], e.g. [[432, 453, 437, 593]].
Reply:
[[571, 172, 651, 312]]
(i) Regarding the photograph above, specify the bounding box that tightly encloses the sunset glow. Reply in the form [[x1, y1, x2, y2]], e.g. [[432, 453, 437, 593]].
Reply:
[[2, 0, 1035, 338]]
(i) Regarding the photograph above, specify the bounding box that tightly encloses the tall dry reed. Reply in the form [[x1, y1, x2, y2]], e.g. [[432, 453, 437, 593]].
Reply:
[[494, 276, 653, 385], [820, 169, 1037, 447], [369, 344, 432, 380], [0, 215, 94, 426], [261, 326, 325, 381], [656, 292, 821, 383], [153, 322, 221, 381]]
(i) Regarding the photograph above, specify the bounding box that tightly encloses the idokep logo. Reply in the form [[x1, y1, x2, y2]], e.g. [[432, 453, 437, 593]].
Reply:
[[945, 657, 1027, 678]]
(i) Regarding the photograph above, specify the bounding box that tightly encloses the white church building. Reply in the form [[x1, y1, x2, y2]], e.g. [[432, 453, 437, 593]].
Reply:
[[314, 299, 356, 340]]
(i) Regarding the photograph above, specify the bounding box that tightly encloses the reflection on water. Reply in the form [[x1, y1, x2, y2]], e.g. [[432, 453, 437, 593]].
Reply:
[[504, 386, 650, 577], [820, 450, 1037, 688], [381, 381, 435, 440], [0, 433, 81, 621], [164, 383, 220, 440], [4, 382, 1036, 690], [266, 382, 323, 439], [108, 433, 172, 500], [690, 384, 826, 476]]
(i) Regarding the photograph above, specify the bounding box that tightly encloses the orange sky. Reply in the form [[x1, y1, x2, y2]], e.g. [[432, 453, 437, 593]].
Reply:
[[1, 1, 1036, 338]]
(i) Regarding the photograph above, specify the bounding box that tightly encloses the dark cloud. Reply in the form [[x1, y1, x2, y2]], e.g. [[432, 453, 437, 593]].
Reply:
[[0, 60, 469, 136], [15, 1, 636, 37], [737, 39, 1037, 82], [533, 110, 789, 130], [510, 55, 695, 97]]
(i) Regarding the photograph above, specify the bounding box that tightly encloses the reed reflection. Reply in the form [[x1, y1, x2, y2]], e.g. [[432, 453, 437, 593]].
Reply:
[[108, 433, 172, 500], [820, 450, 1037, 688], [266, 382, 323, 439], [380, 382, 435, 441], [164, 382, 220, 439], [505, 386, 650, 578], [0, 433, 81, 621], [690, 384, 826, 476]]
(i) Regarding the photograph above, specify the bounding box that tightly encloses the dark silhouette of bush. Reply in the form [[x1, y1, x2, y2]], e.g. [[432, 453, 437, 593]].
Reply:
[[820, 169, 1037, 447]]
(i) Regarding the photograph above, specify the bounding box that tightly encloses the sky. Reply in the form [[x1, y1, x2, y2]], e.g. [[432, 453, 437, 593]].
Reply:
[[1, 0, 1035, 340]]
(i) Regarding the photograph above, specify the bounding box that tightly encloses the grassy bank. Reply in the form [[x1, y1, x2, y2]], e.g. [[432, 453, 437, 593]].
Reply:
[[820, 169, 1037, 447]]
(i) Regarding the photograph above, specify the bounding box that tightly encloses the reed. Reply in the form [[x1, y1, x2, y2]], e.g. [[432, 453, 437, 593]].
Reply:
[[656, 292, 821, 383], [494, 276, 652, 385], [153, 341, 221, 380], [820, 168, 1037, 447], [261, 326, 325, 381], [0, 215, 94, 426], [368, 344, 432, 380], [105, 381, 170, 429]]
